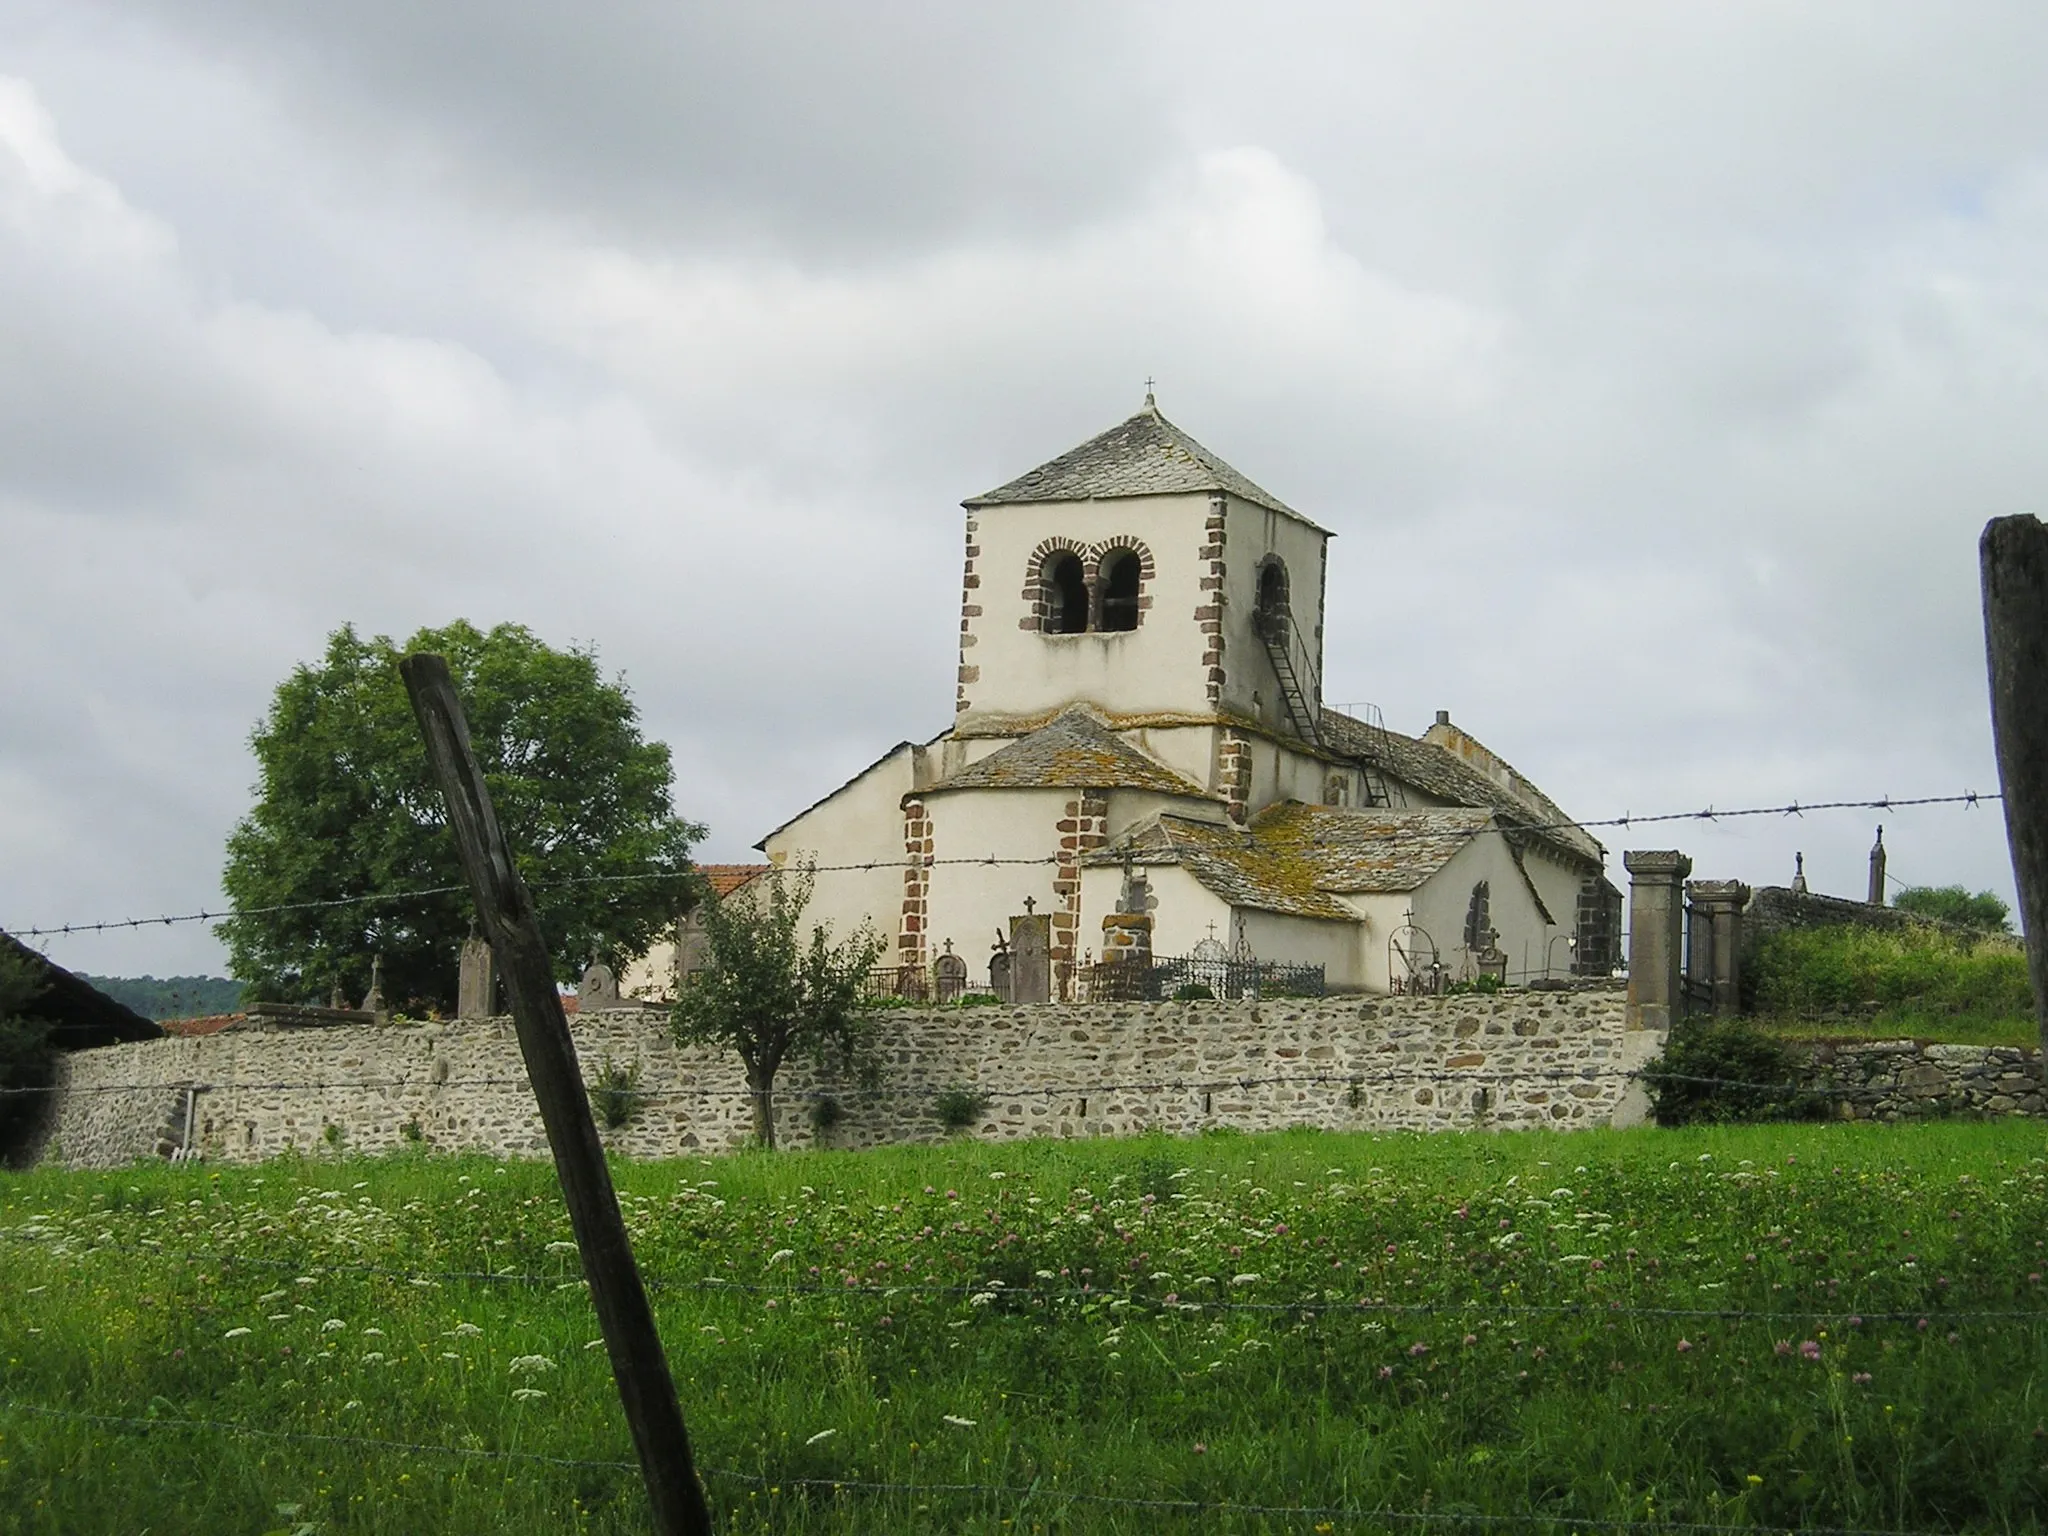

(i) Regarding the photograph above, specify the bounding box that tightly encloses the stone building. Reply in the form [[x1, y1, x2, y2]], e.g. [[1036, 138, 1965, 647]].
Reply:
[[757, 394, 1619, 993]]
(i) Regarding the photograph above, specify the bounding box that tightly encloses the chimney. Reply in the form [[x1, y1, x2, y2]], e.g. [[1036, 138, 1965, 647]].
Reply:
[[1435, 710, 1451, 727]]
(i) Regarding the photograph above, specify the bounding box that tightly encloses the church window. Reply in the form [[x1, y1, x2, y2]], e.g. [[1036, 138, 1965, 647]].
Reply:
[[1044, 552, 1088, 634], [1463, 881, 1492, 951], [1255, 558, 1290, 636], [1098, 549, 1142, 631]]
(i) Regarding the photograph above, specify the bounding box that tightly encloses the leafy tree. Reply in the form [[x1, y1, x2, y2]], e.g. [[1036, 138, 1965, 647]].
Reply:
[[1644, 1019, 1821, 1127], [669, 865, 884, 1148], [1892, 884, 2013, 934], [218, 621, 701, 1012], [0, 943, 54, 1159], [77, 975, 245, 1021]]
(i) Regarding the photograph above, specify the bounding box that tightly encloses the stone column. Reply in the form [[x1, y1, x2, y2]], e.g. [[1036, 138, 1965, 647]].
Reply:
[[1685, 879, 1751, 1015], [1624, 850, 1691, 1032]]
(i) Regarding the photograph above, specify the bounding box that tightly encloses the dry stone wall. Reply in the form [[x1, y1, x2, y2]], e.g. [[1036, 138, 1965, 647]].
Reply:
[[1799, 1040, 2046, 1121], [39, 989, 1646, 1169]]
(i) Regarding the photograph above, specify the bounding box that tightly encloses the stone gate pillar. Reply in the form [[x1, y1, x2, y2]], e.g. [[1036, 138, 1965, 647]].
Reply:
[[1624, 850, 1691, 1032], [1685, 879, 1751, 1015]]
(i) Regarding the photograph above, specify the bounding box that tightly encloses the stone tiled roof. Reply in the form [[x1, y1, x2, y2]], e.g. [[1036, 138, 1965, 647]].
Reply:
[[925, 708, 1215, 799], [964, 399, 1317, 526], [1319, 711, 1604, 866], [1087, 802, 1496, 921]]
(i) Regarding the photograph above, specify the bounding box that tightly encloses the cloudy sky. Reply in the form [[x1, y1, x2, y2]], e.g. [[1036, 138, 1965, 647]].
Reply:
[[4, 2, 2044, 978]]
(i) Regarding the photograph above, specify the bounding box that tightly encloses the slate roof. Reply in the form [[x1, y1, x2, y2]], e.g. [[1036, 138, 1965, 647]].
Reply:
[[965, 399, 1318, 527], [925, 708, 1215, 799], [1086, 803, 1496, 922], [1, 931, 162, 1050], [1319, 710, 1604, 866]]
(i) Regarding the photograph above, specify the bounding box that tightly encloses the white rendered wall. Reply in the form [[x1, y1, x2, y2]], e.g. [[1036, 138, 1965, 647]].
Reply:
[[1235, 908, 1367, 990], [761, 743, 919, 954], [1217, 497, 1331, 731], [1409, 833, 1557, 985], [920, 786, 1071, 973], [959, 493, 1218, 724]]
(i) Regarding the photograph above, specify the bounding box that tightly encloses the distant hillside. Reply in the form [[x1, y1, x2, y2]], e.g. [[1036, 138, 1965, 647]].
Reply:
[[77, 975, 246, 1021]]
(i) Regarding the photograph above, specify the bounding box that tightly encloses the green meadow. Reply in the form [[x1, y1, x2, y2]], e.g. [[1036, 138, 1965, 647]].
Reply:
[[5, 1121, 2047, 1533]]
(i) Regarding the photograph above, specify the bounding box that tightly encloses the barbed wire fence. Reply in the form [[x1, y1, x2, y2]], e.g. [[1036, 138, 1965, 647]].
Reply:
[[2, 790, 2000, 941]]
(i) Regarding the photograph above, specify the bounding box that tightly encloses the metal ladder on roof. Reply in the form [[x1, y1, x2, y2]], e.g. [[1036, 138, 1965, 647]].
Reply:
[[1347, 702, 1398, 808], [1256, 608, 1324, 750]]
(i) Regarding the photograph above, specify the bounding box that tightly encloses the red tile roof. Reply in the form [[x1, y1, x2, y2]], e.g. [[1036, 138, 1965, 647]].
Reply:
[[159, 1013, 246, 1038], [699, 863, 771, 898]]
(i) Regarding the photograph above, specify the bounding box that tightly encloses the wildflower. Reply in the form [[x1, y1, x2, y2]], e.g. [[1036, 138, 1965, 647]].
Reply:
[[1676, 1338, 1692, 1354], [1462, 1334, 1477, 1347], [878, 1316, 892, 1327], [450, 1322, 483, 1337], [1231, 1273, 1262, 1287], [321, 1319, 346, 1332], [223, 1327, 252, 1340], [1377, 1365, 1393, 1380], [1745, 1475, 1763, 1487], [1774, 1340, 1792, 1357], [770, 1249, 795, 1265], [508, 1354, 558, 1375], [1852, 1372, 1872, 1386], [942, 1415, 977, 1429], [1799, 1341, 1821, 1361], [1409, 1342, 1429, 1357], [546, 1241, 578, 1254], [1193, 1441, 1208, 1454], [806, 1429, 837, 1446], [511, 1387, 547, 1402], [360, 1327, 384, 1337], [362, 1352, 388, 1364]]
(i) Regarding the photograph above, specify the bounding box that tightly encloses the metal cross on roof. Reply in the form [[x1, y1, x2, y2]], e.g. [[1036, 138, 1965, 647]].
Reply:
[[1022, 896, 1036, 914]]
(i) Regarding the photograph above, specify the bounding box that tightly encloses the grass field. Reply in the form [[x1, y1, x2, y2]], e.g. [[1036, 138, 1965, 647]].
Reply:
[[5, 1121, 2047, 1533]]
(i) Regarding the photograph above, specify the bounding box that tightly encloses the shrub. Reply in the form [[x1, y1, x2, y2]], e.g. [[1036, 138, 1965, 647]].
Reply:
[[0, 946, 54, 1162], [1749, 923, 2031, 1035], [399, 1118, 424, 1144], [1445, 974, 1504, 997], [1172, 982, 1215, 1001], [1645, 1019, 1823, 1127], [587, 1056, 645, 1131], [809, 1095, 845, 1133], [1893, 885, 2012, 933], [954, 992, 1003, 1008], [932, 1086, 991, 1131]]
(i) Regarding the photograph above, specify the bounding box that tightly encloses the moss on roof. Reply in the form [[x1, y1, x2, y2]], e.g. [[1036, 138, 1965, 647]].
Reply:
[[925, 709, 1216, 799], [1089, 802, 1498, 921]]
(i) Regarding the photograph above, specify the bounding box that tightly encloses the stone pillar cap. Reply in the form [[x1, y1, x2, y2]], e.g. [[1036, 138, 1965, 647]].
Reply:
[[1685, 878, 1752, 904], [1623, 849, 1693, 877]]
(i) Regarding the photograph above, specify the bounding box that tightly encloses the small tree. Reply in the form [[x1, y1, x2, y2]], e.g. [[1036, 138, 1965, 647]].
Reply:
[[669, 866, 883, 1148], [1892, 885, 2013, 934]]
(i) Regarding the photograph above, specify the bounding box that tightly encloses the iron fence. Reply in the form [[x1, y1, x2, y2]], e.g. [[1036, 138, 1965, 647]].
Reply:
[[1148, 953, 1326, 1001]]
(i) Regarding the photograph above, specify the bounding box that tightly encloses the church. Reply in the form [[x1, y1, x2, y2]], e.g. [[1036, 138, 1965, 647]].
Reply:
[[752, 394, 1620, 995]]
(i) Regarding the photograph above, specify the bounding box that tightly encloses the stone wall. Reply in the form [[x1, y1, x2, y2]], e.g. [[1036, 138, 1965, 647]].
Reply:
[[1799, 1040, 2046, 1121], [37, 988, 1647, 1169]]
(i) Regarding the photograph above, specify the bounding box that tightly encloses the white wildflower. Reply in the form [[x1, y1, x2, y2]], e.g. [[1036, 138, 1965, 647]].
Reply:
[[546, 1241, 578, 1254], [223, 1327, 252, 1340], [969, 1292, 996, 1307], [988, 1171, 1006, 1180], [361, 1351, 388, 1364], [441, 1352, 460, 1360], [584, 1338, 604, 1350], [294, 1276, 317, 1287], [257, 1290, 288, 1305], [342, 1400, 362, 1412], [1230, 1273, 1262, 1287], [449, 1322, 483, 1338], [507, 1354, 557, 1375], [361, 1327, 385, 1337], [511, 1387, 548, 1401], [321, 1319, 347, 1332], [942, 1415, 977, 1429], [805, 1429, 837, 1446], [769, 1249, 796, 1265]]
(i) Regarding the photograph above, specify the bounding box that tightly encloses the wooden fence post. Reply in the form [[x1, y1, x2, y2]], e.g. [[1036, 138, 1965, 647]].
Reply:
[[399, 653, 714, 1536], [1981, 515, 2048, 1055]]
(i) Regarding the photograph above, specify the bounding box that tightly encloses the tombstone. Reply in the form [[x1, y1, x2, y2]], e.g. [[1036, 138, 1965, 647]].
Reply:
[[1868, 826, 1887, 906], [579, 959, 622, 1011], [934, 940, 969, 1004], [1008, 912, 1052, 1004], [988, 941, 1014, 1003], [457, 934, 496, 1019]]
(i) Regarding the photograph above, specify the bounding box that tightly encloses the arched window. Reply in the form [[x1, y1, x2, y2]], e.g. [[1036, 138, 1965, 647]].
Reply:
[[1044, 552, 1088, 634], [1098, 550, 1141, 631], [1464, 881, 1492, 951], [1255, 559, 1290, 636]]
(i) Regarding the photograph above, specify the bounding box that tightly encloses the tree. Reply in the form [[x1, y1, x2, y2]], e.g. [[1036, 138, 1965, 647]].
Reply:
[[1893, 884, 2013, 934], [669, 865, 884, 1148], [218, 620, 701, 1012]]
